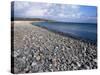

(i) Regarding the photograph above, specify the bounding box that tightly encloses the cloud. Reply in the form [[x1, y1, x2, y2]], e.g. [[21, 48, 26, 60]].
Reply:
[[14, 2, 52, 17], [14, 2, 30, 10], [14, 2, 81, 18], [58, 5, 82, 18], [24, 8, 48, 17], [13, 1, 97, 23]]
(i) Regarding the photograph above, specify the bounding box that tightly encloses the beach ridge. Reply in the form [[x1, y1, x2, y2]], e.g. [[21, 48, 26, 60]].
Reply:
[[11, 21, 97, 73]]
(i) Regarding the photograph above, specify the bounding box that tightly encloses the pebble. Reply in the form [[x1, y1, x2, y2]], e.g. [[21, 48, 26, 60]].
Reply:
[[36, 56, 41, 61], [13, 24, 97, 73], [31, 62, 37, 66], [14, 51, 19, 57]]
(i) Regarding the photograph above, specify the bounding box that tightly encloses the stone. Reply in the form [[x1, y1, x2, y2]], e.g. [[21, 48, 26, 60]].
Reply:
[[14, 22, 97, 73], [93, 59, 97, 62], [31, 65, 39, 72], [14, 51, 19, 57], [36, 56, 41, 61], [31, 62, 37, 66]]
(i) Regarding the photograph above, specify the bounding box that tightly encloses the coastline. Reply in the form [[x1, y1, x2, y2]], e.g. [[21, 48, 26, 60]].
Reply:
[[11, 21, 97, 73], [32, 22, 97, 45]]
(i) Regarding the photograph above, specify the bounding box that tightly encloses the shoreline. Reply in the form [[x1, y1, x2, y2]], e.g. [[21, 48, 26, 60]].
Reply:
[[11, 21, 97, 73], [31, 22, 97, 45], [12, 21, 97, 45]]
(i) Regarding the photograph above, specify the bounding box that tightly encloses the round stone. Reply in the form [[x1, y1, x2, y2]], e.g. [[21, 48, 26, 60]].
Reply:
[[36, 56, 41, 61]]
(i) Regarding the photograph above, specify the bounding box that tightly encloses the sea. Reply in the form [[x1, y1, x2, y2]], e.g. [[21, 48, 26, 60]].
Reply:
[[32, 22, 97, 44]]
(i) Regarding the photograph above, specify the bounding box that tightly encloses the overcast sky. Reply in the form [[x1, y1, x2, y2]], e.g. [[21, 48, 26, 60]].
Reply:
[[11, 1, 97, 23]]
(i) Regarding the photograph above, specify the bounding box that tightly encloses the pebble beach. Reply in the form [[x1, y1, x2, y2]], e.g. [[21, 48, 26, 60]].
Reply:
[[11, 21, 97, 74]]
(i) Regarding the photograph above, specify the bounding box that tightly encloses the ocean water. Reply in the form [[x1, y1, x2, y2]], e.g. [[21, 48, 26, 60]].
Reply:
[[32, 22, 97, 43]]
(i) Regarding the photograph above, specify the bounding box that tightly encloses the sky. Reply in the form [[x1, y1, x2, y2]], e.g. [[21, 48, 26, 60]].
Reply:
[[11, 1, 97, 23]]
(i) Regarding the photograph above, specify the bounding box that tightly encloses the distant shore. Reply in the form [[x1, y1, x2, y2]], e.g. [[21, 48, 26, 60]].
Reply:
[[11, 21, 97, 74]]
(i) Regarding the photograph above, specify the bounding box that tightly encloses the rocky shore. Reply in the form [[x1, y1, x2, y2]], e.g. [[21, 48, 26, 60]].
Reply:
[[11, 21, 97, 74]]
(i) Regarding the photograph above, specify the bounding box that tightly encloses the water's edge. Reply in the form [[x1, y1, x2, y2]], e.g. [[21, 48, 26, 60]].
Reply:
[[32, 23, 97, 45]]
